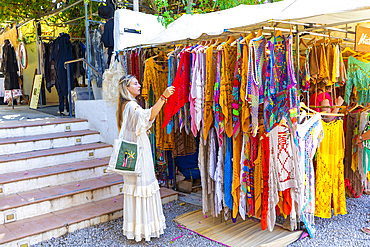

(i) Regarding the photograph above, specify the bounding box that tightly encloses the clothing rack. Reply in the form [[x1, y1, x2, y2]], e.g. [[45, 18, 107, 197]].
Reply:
[[39, 36, 86, 41], [34, 0, 107, 101]]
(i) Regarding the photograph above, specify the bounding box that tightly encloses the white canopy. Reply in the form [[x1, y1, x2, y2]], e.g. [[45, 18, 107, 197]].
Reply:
[[114, 9, 166, 51], [115, 0, 370, 50], [274, 0, 370, 25]]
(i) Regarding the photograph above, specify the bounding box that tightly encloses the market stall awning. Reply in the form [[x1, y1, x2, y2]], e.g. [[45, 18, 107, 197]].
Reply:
[[118, 0, 370, 49], [274, 0, 370, 26], [141, 0, 291, 47]]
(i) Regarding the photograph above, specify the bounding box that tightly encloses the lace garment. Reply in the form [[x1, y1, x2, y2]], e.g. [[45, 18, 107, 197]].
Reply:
[[297, 113, 323, 236], [345, 56, 370, 105]]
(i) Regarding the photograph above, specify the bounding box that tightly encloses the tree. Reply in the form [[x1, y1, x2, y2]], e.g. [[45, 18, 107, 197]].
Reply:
[[151, 0, 281, 27], [0, 0, 60, 23]]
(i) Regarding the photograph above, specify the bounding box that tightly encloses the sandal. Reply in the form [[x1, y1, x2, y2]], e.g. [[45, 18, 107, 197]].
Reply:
[[361, 227, 370, 235]]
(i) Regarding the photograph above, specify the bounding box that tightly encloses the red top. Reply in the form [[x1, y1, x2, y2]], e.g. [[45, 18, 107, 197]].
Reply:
[[162, 51, 191, 128], [309, 91, 333, 112]]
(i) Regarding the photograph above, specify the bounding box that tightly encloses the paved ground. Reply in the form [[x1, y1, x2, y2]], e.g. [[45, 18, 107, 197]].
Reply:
[[31, 193, 370, 247], [0, 105, 61, 122]]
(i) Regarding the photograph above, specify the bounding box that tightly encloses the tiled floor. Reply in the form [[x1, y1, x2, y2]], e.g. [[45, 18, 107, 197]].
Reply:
[[0, 115, 86, 128], [0, 129, 98, 145], [0, 142, 111, 163], [0, 174, 123, 211], [0, 157, 110, 184]]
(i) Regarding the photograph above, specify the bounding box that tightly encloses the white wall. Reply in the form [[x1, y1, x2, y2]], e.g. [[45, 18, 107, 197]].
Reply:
[[75, 100, 118, 144]]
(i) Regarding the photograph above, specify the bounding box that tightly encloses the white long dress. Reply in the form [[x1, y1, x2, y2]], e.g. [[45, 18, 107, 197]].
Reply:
[[119, 100, 166, 242]]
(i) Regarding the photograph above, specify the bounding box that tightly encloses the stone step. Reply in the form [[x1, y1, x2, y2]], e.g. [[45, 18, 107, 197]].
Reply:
[[0, 143, 112, 174], [0, 118, 89, 139], [0, 187, 178, 247], [0, 130, 100, 155], [0, 157, 110, 196], [0, 174, 124, 225]]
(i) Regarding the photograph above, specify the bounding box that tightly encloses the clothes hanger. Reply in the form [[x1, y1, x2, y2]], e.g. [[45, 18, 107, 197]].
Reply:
[[231, 34, 245, 47], [361, 103, 370, 113], [214, 36, 227, 47], [347, 103, 364, 113], [301, 102, 345, 117], [240, 31, 256, 45], [226, 36, 236, 44], [299, 38, 308, 49], [217, 36, 235, 50], [313, 38, 328, 47], [257, 30, 263, 37], [329, 38, 343, 44], [275, 29, 283, 38]]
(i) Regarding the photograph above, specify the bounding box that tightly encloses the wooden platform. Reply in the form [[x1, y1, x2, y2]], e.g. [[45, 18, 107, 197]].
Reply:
[[174, 210, 303, 247]]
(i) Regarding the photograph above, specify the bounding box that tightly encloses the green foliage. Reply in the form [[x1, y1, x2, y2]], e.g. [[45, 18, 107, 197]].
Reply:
[[0, 0, 53, 23], [0, 0, 100, 39], [154, 0, 281, 28]]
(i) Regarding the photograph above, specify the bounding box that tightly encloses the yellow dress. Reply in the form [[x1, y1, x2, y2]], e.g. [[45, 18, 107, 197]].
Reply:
[[143, 57, 174, 150], [203, 45, 217, 141], [317, 44, 329, 84], [315, 119, 347, 218]]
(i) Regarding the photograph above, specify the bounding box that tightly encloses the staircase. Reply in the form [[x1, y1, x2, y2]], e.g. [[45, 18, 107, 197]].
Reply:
[[0, 118, 177, 247]]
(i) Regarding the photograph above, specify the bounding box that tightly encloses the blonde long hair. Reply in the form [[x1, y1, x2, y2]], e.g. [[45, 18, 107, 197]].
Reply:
[[116, 75, 137, 132]]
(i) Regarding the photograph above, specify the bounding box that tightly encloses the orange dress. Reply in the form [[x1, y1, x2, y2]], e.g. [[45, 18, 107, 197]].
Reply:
[[240, 32, 256, 133], [143, 57, 174, 150], [220, 42, 236, 138]]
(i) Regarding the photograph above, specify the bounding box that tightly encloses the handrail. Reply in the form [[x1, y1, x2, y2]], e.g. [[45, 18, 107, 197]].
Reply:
[[64, 58, 103, 78], [64, 58, 103, 117]]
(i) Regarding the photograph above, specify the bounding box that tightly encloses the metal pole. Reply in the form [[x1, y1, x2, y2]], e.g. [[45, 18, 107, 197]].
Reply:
[[133, 0, 139, 11], [295, 25, 300, 91], [66, 64, 72, 118], [85, 1, 92, 100], [35, 21, 43, 108]]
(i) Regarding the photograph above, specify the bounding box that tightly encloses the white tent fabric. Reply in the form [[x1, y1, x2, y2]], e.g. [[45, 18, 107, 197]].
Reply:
[[115, 0, 370, 50], [141, 1, 292, 46], [114, 9, 166, 51], [274, 0, 370, 25]]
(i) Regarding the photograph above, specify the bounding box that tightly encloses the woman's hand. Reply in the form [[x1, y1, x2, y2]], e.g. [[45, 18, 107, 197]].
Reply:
[[335, 96, 344, 106], [356, 135, 363, 149], [163, 86, 175, 98]]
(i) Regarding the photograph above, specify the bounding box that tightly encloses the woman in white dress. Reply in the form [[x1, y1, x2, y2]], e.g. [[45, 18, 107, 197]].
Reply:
[[116, 75, 175, 242]]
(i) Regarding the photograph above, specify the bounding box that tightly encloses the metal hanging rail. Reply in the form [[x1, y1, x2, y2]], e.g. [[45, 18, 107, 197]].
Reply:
[[64, 58, 103, 117], [37, 0, 84, 23]]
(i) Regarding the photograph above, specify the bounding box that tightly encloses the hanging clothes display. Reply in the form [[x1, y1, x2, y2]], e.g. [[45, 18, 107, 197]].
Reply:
[[203, 45, 217, 140], [220, 41, 236, 138], [143, 55, 174, 150], [41, 42, 56, 93], [344, 112, 365, 198], [297, 113, 323, 236], [131, 30, 364, 239], [345, 56, 370, 105], [51, 33, 74, 113], [89, 27, 108, 87], [1, 39, 21, 104]]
